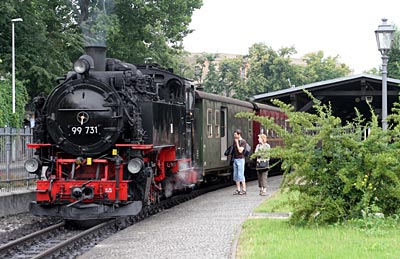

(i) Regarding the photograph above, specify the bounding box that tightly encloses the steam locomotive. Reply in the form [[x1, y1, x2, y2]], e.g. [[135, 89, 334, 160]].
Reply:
[[25, 46, 286, 220]]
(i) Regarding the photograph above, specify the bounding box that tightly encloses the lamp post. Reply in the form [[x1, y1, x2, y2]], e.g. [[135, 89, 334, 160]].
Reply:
[[11, 18, 23, 114], [375, 18, 395, 130]]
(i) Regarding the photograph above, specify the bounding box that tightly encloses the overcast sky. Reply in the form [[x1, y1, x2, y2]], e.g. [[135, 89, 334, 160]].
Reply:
[[183, 0, 400, 74]]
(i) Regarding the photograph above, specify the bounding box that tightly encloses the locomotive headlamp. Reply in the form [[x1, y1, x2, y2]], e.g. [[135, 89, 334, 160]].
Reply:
[[128, 158, 144, 174], [74, 54, 94, 74], [24, 157, 42, 174], [74, 59, 90, 74]]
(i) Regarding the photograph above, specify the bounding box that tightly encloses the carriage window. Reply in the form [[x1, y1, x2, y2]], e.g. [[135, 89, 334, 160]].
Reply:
[[220, 110, 226, 138], [215, 110, 220, 138], [207, 109, 213, 138], [268, 129, 274, 138]]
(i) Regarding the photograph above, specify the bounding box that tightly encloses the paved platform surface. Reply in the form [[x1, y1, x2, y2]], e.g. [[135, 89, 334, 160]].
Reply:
[[79, 175, 282, 259]]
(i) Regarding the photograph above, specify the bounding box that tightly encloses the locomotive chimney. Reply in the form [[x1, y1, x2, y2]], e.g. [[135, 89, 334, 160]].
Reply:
[[85, 46, 106, 71]]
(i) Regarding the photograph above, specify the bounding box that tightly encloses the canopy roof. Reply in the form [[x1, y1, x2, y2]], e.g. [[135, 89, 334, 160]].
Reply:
[[254, 74, 400, 123]]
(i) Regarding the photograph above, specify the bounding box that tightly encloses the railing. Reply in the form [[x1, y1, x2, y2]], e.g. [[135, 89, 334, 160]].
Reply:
[[0, 127, 37, 192]]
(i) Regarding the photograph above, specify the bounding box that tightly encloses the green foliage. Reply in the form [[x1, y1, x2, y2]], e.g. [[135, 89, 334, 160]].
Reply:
[[245, 43, 299, 95], [238, 93, 400, 225], [245, 43, 351, 96], [301, 51, 351, 82], [0, 0, 202, 101], [0, 0, 83, 98], [202, 60, 219, 92], [0, 76, 29, 127], [194, 52, 216, 86], [200, 54, 247, 98], [364, 67, 380, 75], [237, 218, 400, 259], [107, 0, 202, 72], [219, 58, 245, 98], [254, 189, 297, 213], [388, 27, 400, 79], [204, 43, 352, 100]]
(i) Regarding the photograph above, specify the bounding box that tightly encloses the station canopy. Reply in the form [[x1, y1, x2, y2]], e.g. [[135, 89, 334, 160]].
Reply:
[[253, 74, 400, 125]]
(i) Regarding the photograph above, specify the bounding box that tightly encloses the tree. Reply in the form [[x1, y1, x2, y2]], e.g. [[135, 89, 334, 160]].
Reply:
[[245, 43, 300, 95], [244, 44, 351, 97], [201, 55, 246, 98], [388, 27, 400, 79], [245, 44, 270, 95], [219, 57, 245, 98], [198, 44, 352, 100], [0, 76, 29, 127], [301, 51, 351, 84], [103, 0, 202, 71], [194, 53, 216, 86], [202, 58, 220, 93], [0, 0, 203, 102], [363, 67, 380, 75], [0, 0, 83, 99]]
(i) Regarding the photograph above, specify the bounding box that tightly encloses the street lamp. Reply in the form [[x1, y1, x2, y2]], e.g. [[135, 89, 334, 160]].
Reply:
[[11, 17, 23, 114], [375, 18, 395, 130]]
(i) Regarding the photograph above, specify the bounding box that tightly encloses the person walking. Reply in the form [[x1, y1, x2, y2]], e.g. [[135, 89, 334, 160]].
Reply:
[[254, 133, 270, 196], [232, 129, 247, 195]]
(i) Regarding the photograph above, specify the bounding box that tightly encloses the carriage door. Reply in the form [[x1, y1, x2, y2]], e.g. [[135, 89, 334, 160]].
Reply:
[[220, 107, 228, 160]]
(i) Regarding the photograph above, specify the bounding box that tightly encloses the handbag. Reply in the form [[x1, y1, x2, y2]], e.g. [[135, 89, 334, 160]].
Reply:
[[224, 145, 233, 156], [256, 160, 269, 169]]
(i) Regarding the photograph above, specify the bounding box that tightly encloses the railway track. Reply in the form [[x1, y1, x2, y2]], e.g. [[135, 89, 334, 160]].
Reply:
[[0, 181, 231, 259], [0, 219, 119, 259]]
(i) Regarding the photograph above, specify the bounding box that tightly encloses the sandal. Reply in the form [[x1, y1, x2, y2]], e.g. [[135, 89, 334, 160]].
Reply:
[[233, 190, 241, 195], [239, 190, 247, 195]]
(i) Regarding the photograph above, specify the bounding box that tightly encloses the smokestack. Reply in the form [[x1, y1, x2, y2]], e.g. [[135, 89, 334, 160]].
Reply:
[[85, 46, 106, 71]]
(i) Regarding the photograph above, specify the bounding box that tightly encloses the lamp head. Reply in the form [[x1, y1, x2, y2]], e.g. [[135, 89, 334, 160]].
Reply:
[[74, 54, 94, 74], [11, 18, 23, 23], [375, 18, 395, 55]]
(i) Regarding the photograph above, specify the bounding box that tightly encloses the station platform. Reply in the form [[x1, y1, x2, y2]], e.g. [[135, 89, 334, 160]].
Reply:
[[79, 175, 282, 259], [0, 190, 35, 217]]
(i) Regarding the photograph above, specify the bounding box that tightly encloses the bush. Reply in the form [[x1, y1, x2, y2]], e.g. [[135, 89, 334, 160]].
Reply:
[[238, 92, 400, 225]]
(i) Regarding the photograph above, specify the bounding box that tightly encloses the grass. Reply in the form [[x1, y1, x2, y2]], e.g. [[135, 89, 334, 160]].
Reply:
[[236, 190, 400, 259], [253, 189, 296, 213]]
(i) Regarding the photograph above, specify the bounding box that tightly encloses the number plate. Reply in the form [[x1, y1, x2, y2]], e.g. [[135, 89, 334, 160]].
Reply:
[[70, 126, 100, 135]]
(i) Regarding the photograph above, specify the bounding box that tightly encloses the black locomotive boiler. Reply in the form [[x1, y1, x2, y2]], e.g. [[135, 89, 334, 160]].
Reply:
[[25, 46, 286, 220]]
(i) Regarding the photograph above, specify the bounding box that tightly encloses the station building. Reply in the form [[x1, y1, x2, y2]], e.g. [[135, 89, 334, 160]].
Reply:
[[253, 74, 400, 126]]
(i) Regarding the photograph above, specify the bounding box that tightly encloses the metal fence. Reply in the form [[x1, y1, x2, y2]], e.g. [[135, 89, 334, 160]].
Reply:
[[0, 127, 37, 192]]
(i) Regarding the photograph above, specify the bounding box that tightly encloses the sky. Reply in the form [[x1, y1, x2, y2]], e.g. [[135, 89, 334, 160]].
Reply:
[[183, 0, 400, 74]]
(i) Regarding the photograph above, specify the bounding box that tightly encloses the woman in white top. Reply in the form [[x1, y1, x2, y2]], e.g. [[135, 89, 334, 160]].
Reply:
[[254, 133, 270, 196]]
